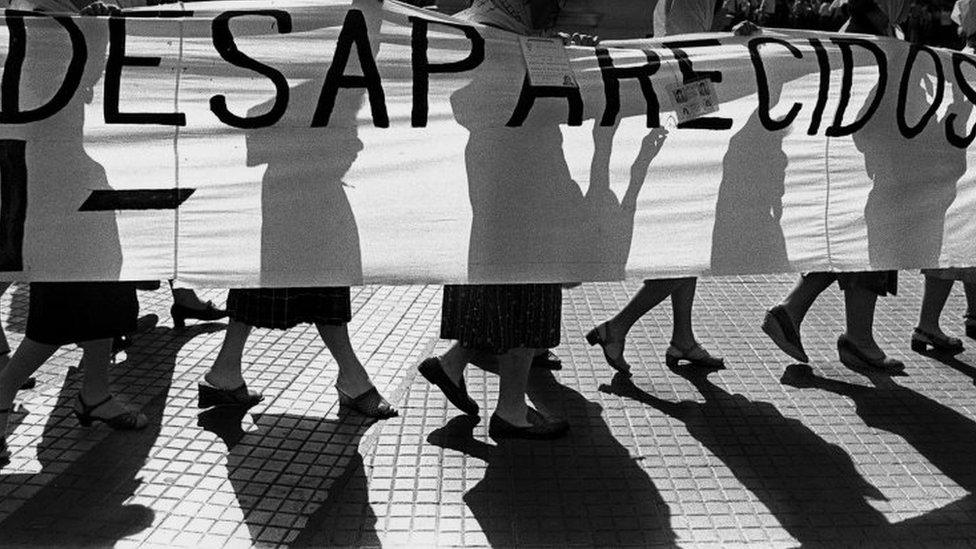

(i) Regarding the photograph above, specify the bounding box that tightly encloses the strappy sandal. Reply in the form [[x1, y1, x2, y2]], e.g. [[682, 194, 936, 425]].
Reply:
[[665, 342, 725, 370], [911, 328, 964, 354], [337, 387, 398, 419], [74, 395, 148, 430], [585, 323, 632, 375]]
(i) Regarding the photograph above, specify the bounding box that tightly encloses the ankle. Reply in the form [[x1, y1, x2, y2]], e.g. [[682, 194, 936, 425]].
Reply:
[[842, 334, 881, 353], [494, 407, 530, 427], [335, 372, 373, 397], [915, 323, 942, 335], [438, 354, 465, 384], [204, 370, 244, 390]]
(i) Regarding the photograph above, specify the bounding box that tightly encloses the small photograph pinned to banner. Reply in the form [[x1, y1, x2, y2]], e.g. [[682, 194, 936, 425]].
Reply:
[[518, 36, 579, 88], [666, 78, 720, 124]]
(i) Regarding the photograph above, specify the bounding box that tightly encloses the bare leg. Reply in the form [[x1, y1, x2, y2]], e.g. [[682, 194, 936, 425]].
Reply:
[[206, 321, 251, 389], [0, 281, 10, 357], [493, 347, 533, 427], [77, 338, 137, 418], [780, 272, 834, 327], [964, 283, 976, 320], [843, 287, 883, 358], [601, 278, 687, 358], [918, 275, 954, 336], [316, 323, 374, 398], [669, 278, 698, 349]]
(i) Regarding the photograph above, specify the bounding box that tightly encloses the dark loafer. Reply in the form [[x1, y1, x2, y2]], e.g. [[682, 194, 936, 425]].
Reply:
[[337, 387, 399, 419], [418, 357, 479, 416], [911, 328, 964, 354], [762, 305, 809, 363], [198, 383, 264, 409], [838, 335, 905, 374], [488, 411, 569, 441], [531, 350, 563, 370]]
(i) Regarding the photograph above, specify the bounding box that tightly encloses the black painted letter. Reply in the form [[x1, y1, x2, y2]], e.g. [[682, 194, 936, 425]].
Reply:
[[825, 37, 887, 137], [662, 39, 731, 130], [312, 9, 388, 128], [0, 140, 27, 272], [748, 37, 803, 131], [409, 16, 484, 128], [596, 48, 662, 128], [105, 16, 186, 125], [210, 11, 292, 129], [947, 52, 976, 148], [0, 10, 87, 124], [896, 44, 944, 139]]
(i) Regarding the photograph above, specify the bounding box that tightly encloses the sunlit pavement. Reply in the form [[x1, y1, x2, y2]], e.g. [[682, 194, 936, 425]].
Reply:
[[1, 275, 975, 548]]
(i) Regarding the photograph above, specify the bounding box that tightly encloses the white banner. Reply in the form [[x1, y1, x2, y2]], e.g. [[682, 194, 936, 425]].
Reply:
[[0, 0, 974, 286]]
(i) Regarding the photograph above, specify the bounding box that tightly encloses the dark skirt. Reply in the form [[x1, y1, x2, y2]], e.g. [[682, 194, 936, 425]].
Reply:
[[227, 287, 352, 330], [440, 284, 561, 354], [836, 271, 898, 296], [26, 282, 138, 346]]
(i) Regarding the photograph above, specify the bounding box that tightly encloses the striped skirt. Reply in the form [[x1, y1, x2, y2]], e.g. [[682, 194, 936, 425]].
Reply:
[[227, 287, 352, 330], [440, 284, 561, 354]]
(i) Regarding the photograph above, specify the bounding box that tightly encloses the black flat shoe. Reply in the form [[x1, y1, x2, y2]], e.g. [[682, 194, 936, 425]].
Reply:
[[665, 342, 725, 370], [585, 323, 631, 375], [418, 357, 479, 416], [911, 328, 964, 354], [531, 350, 563, 371], [966, 316, 976, 340], [838, 335, 904, 373], [74, 395, 148, 430], [337, 387, 399, 419], [762, 305, 809, 363], [172, 302, 227, 329], [488, 412, 569, 441], [198, 383, 264, 409]]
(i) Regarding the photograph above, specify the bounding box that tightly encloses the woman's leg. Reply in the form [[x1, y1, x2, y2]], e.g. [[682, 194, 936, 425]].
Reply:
[[599, 278, 687, 355], [77, 338, 144, 420], [842, 287, 883, 357], [206, 320, 251, 389], [964, 283, 976, 339], [317, 322, 374, 397], [493, 347, 534, 427], [669, 278, 698, 349], [0, 281, 10, 358], [964, 282, 976, 320], [917, 275, 954, 336], [780, 272, 835, 326]]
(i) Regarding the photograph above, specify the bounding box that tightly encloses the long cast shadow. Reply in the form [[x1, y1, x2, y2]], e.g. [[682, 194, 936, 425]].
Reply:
[[601, 367, 894, 546], [198, 407, 378, 546], [781, 363, 976, 493], [0, 324, 220, 545], [428, 369, 676, 547]]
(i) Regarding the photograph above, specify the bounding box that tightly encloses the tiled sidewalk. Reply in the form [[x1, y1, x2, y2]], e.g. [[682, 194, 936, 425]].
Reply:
[[1, 275, 975, 548]]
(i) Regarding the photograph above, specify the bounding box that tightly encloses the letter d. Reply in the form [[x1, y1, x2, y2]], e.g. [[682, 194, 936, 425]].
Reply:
[[0, 10, 88, 124]]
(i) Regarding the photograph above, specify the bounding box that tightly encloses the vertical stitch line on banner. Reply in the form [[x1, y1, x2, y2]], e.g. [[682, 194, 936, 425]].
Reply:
[[172, 2, 185, 281], [823, 136, 834, 271]]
